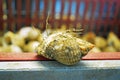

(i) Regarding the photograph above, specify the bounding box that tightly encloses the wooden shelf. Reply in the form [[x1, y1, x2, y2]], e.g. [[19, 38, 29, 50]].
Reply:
[[0, 52, 120, 61]]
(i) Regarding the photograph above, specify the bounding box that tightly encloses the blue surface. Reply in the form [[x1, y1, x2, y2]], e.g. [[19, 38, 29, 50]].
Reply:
[[0, 60, 120, 80], [0, 68, 120, 80]]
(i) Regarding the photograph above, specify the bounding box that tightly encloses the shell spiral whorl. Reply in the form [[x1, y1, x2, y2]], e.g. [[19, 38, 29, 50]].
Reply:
[[36, 32, 94, 65]]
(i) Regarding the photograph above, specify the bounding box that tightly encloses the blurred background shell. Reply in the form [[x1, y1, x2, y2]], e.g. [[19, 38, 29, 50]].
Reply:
[[23, 41, 40, 52], [2, 31, 25, 48], [94, 37, 107, 49], [107, 32, 120, 51], [1, 45, 22, 53], [18, 27, 41, 41]]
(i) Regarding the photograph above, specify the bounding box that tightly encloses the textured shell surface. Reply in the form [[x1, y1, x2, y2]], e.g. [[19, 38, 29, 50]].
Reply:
[[36, 31, 94, 65], [45, 32, 82, 65], [76, 38, 94, 56]]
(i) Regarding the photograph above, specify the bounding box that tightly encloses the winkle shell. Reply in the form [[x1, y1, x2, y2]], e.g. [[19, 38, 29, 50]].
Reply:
[[36, 32, 94, 65]]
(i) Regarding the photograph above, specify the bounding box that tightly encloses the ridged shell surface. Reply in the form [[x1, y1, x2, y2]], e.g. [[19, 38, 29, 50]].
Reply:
[[36, 32, 94, 65]]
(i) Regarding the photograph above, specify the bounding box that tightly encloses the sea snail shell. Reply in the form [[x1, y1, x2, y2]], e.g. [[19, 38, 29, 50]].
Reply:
[[36, 32, 94, 65]]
